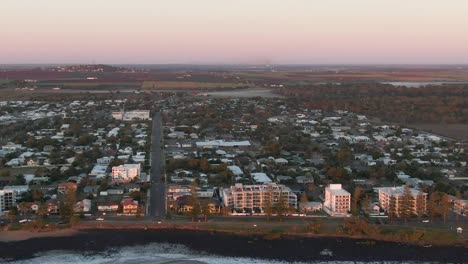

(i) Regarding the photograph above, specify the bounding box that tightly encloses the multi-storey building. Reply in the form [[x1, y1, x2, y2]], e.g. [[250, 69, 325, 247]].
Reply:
[[111, 164, 141, 183], [378, 186, 427, 216], [0, 190, 15, 216], [323, 184, 351, 216], [220, 183, 297, 213]]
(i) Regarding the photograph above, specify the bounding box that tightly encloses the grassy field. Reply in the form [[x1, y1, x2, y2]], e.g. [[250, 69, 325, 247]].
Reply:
[[0, 79, 12, 88], [37, 82, 141, 88], [141, 81, 247, 89], [408, 124, 468, 140], [235, 69, 468, 83]]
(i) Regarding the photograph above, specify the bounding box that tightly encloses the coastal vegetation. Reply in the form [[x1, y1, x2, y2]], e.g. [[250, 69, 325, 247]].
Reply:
[[275, 84, 468, 124]]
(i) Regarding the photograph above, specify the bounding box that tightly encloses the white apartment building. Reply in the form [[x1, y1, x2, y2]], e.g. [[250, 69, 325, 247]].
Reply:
[[112, 110, 150, 121], [324, 184, 351, 216], [0, 190, 15, 216], [377, 186, 427, 216], [220, 183, 297, 213], [112, 164, 141, 183]]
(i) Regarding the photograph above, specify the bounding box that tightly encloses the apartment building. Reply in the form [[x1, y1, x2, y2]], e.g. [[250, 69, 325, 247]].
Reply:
[[0, 190, 15, 216], [111, 164, 141, 183], [323, 184, 351, 216], [378, 186, 427, 216], [220, 183, 297, 213]]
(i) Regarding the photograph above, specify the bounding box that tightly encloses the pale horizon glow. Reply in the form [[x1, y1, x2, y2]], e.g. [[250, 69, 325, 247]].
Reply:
[[1, 0, 468, 64]]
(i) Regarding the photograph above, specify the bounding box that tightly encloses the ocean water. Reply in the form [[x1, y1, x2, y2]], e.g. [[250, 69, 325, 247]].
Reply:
[[3, 243, 439, 264], [381, 81, 467, 87]]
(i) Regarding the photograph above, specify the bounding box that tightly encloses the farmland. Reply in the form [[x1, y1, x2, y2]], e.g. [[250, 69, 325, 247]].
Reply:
[[141, 81, 249, 90], [36, 81, 141, 90]]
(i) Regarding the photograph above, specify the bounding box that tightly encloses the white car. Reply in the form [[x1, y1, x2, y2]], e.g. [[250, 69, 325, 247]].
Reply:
[[96, 217, 105, 221]]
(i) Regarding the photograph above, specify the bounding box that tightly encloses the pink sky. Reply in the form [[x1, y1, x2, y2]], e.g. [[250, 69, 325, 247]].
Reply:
[[1, 0, 467, 64]]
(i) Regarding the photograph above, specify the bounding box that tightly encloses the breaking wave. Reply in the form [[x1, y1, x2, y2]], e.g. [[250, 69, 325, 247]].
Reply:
[[4, 243, 439, 264]]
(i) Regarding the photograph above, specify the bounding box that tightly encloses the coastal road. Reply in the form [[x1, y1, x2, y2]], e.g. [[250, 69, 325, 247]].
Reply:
[[148, 111, 166, 219]]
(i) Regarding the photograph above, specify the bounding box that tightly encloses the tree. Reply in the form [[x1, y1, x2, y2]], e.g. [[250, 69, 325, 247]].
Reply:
[[455, 191, 462, 222], [327, 167, 347, 182], [274, 192, 289, 221], [427, 192, 439, 221], [299, 192, 309, 216], [18, 202, 30, 220], [361, 194, 371, 217], [59, 187, 76, 222], [388, 196, 397, 223], [264, 141, 281, 156], [7, 207, 18, 223], [440, 193, 451, 223], [135, 206, 143, 218], [336, 148, 352, 165], [31, 189, 44, 202], [11, 174, 26, 185], [263, 185, 273, 221], [351, 187, 362, 216], [188, 182, 200, 222], [306, 221, 322, 234], [199, 159, 210, 173], [415, 191, 426, 219], [36, 203, 49, 219], [399, 184, 414, 223], [200, 200, 211, 222], [99, 177, 109, 192]]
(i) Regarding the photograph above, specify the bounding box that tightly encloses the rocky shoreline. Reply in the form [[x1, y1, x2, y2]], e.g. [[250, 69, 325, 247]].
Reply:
[[0, 228, 466, 263]]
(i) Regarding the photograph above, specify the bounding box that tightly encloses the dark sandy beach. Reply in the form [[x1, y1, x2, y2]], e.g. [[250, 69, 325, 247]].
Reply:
[[0, 228, 467, 263]]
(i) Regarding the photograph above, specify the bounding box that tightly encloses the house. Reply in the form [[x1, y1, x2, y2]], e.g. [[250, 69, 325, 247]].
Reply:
[[96, 157, 112, 165], [251, 172, 272, 184], [2, 142, 23, 151], [274, 158, 288, 165], [323, 184, 351, 217], [6, 158, 24, 167], [227, 166, 244, 177], [300, 201, 323, 213], [175, 196, 220, 214], [89, 165, 108, 178], [97, 201, 119, 212], [74, 199, 92, 212], [296, 175, 314, 184], [83, 185, 100, 197], [195, 140, 251, 149], [107, 189, 124, 195], [125, 184, 141, 193], [58, 182, 77, 194], [45, 199, 59, 214], [122, 198, 139, 215]]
